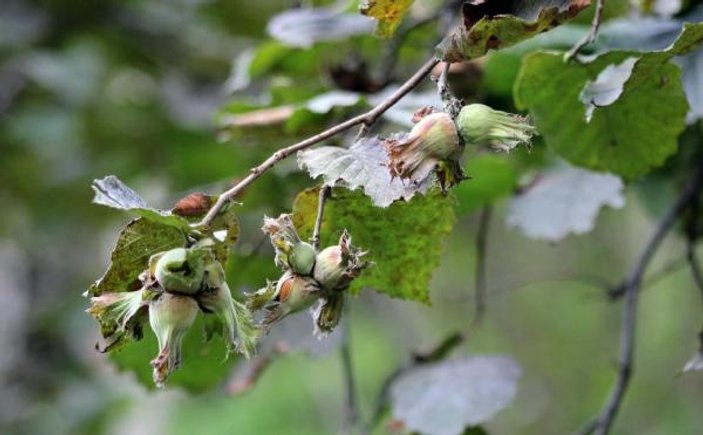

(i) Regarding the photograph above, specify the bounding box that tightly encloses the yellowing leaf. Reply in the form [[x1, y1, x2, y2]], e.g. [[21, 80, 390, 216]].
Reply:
[[360, 0, 414, 38]]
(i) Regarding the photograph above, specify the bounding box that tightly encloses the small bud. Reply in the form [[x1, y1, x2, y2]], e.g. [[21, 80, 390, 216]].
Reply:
[[172, 192, 214, 217], [198, 260, 258, 358], [263, 271, 320, 327], [384, 112, 463, 188], [262, 214, 316, 275], [148, 292, 199, 387], [313, 293, 345, 337], [455, 103, 536, 152], [313, 230, 367, 291], [153, 248, 206, 294]]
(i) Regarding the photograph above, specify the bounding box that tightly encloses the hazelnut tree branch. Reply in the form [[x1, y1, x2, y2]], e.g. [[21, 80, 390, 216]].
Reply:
[[340, 307, 366, 435], [471, 206, 492, 328], [196, 57, 440, 228], [578, 167, 703, 435], [566, 0, 606, 60]]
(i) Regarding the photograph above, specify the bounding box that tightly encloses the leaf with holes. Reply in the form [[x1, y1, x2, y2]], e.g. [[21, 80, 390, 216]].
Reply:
[[515, 23, 703, 179]]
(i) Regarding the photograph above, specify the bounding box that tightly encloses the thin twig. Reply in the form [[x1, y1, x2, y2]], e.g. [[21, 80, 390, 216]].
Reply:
[[312, 186, 331, 250], [472, 206, 492, 328], [434, 61, 462, 117], [565, 0, 606, 60], [197, 58, 440, 227], [687, 241, 703, 298], [340, 306, 366, 434], [578, 169, 703, 435]]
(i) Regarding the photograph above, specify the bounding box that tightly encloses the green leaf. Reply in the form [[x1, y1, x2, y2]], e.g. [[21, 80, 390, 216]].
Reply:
[[454, 155, 519, 215], [92, 175, 191, 231], [360, 0, 414, 38], [436, 0, 591, 62], [389, 356, 521, 435], [514, 23, 703, 179], [292, 188, 455, 303], [88, 218, 187, 296], [506, 164, 624, 241]]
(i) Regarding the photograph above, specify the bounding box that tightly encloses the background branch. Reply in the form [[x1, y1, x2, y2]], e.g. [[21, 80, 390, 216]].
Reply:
[[579, 168, 703, 435], [340, 307, 366, 434], [197, 58, 440, 227], [471, 206, 492, 328]]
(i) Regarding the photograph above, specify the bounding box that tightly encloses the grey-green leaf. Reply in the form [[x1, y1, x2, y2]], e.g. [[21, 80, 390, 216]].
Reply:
[[506, 164, 624, 241], [297, 138, 430, 208], [92, 175, 191, 230], [390, 356, 521, 435]]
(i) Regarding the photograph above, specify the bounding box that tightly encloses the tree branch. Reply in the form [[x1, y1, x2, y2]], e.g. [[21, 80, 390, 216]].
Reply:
[[579, 169, 703, 435], [472, 206, 492, 328], [340, 307, 366, 434], [312, 186, 331, 250], [196, 58, 440, 227], [565, 0, 606, 61]]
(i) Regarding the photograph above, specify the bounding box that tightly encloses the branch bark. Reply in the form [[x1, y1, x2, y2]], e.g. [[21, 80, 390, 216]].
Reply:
[[197, 58, 440, 227]]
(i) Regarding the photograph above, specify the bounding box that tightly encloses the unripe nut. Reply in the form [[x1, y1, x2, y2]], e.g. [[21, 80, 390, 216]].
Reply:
[[288, 242, 316, 276]]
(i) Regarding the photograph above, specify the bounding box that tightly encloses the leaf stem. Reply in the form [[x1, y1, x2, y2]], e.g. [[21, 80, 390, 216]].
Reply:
[[312, 186, 331, 250], [565, 0, 605, 61], [196, 58, 440, 228]]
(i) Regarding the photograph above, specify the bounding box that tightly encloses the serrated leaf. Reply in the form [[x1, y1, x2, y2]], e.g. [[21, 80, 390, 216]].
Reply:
[[92, 175, 191, 230], [436, 0, 591, 62], [88, 218, 187, 296], [454, 155, 518, 215], [360, 0, 414, 38], [390, 356, 521, 435], [298, 137, 432, 207], [515, 23, 703, 179], [506, 164, 625, 241], [292, 188, 455, 303]]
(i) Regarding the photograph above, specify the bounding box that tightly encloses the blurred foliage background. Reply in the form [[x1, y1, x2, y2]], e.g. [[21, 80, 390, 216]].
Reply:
[[2, 0, 703, 434]]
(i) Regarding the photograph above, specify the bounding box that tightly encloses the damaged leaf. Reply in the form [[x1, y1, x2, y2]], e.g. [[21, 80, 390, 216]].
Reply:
[[436, 0, 591, 62]]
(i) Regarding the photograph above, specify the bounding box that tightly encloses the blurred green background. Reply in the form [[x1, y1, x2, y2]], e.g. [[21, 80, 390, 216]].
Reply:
[[2, 0, 703, 434]]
